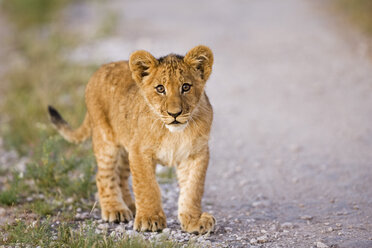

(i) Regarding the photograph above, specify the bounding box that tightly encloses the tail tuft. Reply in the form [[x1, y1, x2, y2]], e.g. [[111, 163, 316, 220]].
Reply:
[[48, 105, 67, 127], [47, 105, 91, 144]]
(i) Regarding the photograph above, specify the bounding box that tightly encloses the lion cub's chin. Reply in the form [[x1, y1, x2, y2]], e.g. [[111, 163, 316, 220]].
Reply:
[[165, 123, 188, 133]]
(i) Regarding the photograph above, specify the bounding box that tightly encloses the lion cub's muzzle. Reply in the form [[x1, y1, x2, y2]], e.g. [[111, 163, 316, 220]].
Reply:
[[163, 111, 190, 132]]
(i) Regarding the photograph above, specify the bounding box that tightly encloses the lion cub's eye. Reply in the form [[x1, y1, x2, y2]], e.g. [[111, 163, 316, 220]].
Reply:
[[155, 85, 165, 94], [182, 83, 191, 93]]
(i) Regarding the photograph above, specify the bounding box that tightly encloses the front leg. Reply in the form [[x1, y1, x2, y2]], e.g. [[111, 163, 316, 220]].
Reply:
[[177, 148, 216, 234], [129, 148, 166, 232]]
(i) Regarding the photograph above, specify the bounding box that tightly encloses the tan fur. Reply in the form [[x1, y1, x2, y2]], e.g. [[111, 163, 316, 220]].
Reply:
[[49, 45, 215, 234]]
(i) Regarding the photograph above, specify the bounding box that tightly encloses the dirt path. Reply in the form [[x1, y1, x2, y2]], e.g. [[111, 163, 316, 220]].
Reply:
[[69, 0, 372, 247]]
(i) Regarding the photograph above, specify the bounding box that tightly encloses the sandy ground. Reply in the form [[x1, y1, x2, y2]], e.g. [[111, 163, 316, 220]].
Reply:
[[2, 0, 372, 247]]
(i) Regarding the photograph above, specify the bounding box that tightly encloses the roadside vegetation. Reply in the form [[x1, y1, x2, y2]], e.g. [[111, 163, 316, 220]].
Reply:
[[334, 0, 372, 35], [0, 1, 179, 247]]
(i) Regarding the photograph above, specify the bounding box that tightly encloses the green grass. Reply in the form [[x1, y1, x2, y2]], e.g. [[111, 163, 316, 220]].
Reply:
[[334, 0, 372, 35], [0, 171, 27, 206], [1, 219, 197, 247], [1, 0, 71, 29], [26, 136, 96, 199], [157, 167, 177, 184], [0, 136, 95, 219]]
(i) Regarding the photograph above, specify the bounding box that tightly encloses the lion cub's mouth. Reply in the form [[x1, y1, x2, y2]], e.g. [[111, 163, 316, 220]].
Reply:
[[165, 120, 187, 132], [170, 120, 181, 125]]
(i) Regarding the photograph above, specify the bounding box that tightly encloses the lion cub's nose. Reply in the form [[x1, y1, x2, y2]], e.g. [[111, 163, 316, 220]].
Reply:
[[167, 110, 182, 118]]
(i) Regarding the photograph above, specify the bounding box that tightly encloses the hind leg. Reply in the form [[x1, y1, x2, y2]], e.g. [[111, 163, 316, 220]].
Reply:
[[93, 127, 133, 223], [117, 148, 136, 215]]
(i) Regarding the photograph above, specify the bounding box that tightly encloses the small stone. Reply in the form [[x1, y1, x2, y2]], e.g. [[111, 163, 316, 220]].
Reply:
[[224, 227, 233, 232], [326, 227, 333, 232], [289, 144, 302, 153], [315, 241, 329, 248], [97, 223, 109, 230], [197, 236, 205, 242], [300, 215, 313, 221], [252, 200, 270, 208], [115, 225, 126, 233], [250, 238, 258, 244], [203, 241, 212, 246], [162, 228, 171, 235], [292, 177, 299, 183], [281, 222, 293, 229], [257, 235, 268, 243], [270, 224, 278, 231]]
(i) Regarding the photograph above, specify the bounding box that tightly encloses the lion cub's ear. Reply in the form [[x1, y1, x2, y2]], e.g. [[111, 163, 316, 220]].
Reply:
[[129, 50, 158, 84], [184, 45, 214, 81]]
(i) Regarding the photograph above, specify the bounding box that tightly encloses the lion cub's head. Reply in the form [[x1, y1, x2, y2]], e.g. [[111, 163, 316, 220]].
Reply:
[[129, 45, 213, 132]]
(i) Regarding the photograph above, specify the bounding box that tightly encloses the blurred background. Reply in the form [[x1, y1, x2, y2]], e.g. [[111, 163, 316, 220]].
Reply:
[[0, 0, 371, 247]]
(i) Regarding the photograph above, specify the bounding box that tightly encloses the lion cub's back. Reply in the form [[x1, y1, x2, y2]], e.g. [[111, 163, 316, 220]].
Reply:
[[85, 60, 137, 111]]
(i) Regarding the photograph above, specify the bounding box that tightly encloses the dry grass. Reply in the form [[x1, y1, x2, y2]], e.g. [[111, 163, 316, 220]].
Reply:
[[334, 0, 372, 35]]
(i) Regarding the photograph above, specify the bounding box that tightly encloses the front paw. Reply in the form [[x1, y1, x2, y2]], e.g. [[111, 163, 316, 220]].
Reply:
[[134, 210, 167, 232], [179, 212, 216, 234], [101, 201, 133, 223]]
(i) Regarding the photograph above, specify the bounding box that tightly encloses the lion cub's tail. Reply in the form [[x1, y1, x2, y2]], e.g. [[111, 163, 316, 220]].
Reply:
[[47, 105, 91, 144]]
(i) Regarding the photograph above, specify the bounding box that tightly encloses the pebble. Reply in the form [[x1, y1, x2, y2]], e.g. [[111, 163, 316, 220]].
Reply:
[[315, 241, 329, 248], [257, 235, 268, 243], [252, 200, 270, 208], [300, 215, 313, 221], [250, 238, 258, 244], [0, 208, 5, 216], [281, 222, 294, 229], [115, 225, 126, 233], [97, 223, 109, 230], [197, 236, 205, 242]]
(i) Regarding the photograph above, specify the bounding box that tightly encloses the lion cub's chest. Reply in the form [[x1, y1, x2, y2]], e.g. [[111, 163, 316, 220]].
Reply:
[[156, 135, 193, 166]]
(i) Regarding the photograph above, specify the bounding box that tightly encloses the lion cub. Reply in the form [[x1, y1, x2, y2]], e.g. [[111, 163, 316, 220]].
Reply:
[[48, 45, 215, 234]]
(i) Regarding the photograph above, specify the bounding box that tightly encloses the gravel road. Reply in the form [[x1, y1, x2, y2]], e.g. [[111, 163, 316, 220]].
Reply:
[[68, 0, 372, 247], [3, 0, 372, 247]]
